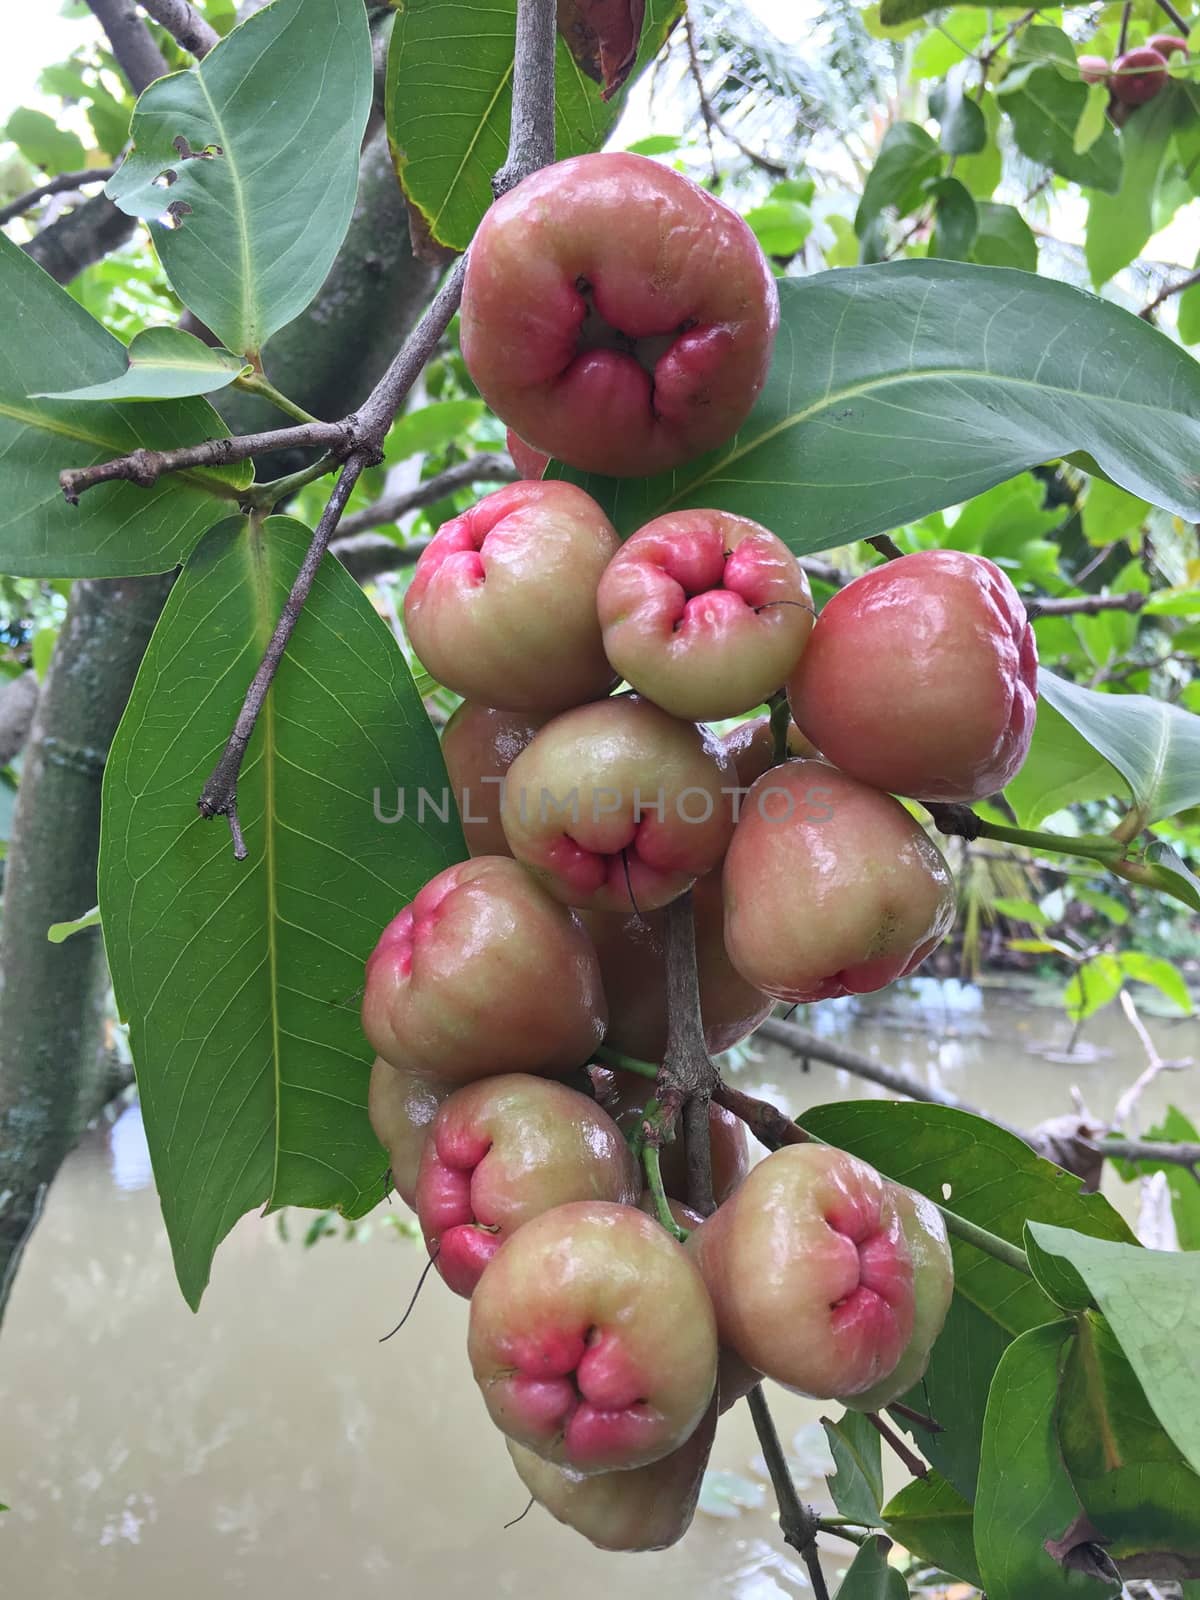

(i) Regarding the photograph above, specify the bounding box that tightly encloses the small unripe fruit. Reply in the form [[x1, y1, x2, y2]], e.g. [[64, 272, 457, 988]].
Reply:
[[367, 1058, 448, 1209], [505, 1397, 717, 1551], [362, 856, 607, 1082], [787, 550, 1037, 803], [839, 1184, 954, 1412], [688, 1145, 915, 1398], [505, 427, 549, 479], [1077, 52, 1110, 84], [582, 871, 771, 1061], [469, 1200, 717, 1472], [403, 481, 619, 714], [598, 1065, 753, 1205], [502, 696, 735, 912], [440, 702, 546, 857], [721, 714, 817, 791], [596, 511, 814, 720], [1146, 33, 1187, 59], [722, 760, 955, 1003], [1111, 46, 1168, 104], [415, 1074, 639, 1296], [460, 152, 779, 478]]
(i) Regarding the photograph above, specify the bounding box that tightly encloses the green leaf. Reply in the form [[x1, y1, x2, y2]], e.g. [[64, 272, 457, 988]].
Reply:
[[992, 895, 1051, 925], [34, 326, 250, 402], [46, 905, 101, 944], [1117, 950, 1191, 1013], [0, 235, 247, 579], [1073, 82, 1109, 156], [833, 1535, 908, 1598], [624, 133, 683, 156], [823, 1412, 883, 1524], [926, 176, 977, 260], [976, 1322, 1122, 1599], [999, 66, 1123, 191], [1008, 936, 1064, 953], [1005, 697, 1127, 827], [1178, 258, 1200, 345], [855, 122, 942, 235], [385, 400, 487, 464], [107, 0, 373, 355], [1110, 1105, 1200, 1251], [1142, 839, 1200, 913], [969, 201, 1038, 271], [881, 1471, 981, 1588], [1081, 477, 1149, 545], [1064, 952, 1123, 1023], [1037, 668, 1200, 825], [954, 91, 1003, 198], [1143, 586, 1200, 616], [1071, 888, 1128, 924], [386, 0, 682, 251], [5, 107, 87, 174], [1012, 24, 1077, 73], [1027, 1223, 1200, 1475], [911, 11, 991, 78], [1085, 90, 1177, 287], [97, 516, 466, 1308], [554, 261, 1200, 545], [929, 68, 987, 154], [30, 625, 57, 682], [744, 199, 813, 258]]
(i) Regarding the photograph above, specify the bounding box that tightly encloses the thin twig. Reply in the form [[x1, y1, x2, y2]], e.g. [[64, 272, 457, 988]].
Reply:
[[887, 1400, 944, 1434], [712, 1079, 814, 1149], [1118, 2, 1132, 56], [682, 8, 788, 178], [1140, 263, 1200, 321], [334, 454, 517, 543], [0, 168, 118, 228], [746, 1386, 828, 1597], [138, 0, 220, 56], [865, 1411, 928, 1478], [1028, 591, 1147, 618], [1152, 0, 1189, 31], [866, 533, 904, 561], [1095, 1136, 1200, 1172], [1113, 988, 1192, 1130]]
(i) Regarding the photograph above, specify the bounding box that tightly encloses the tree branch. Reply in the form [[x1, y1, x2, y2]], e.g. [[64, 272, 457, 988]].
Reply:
[[138, 0, 220, 56], [87, 0, 171, 92], [333, 454, 517, 547], [682, 8, 788, 179], [648, 891, 719, 1214], [746, 1386, 829, 1598], [1027, 591, 1148, 618], [22, 193, 137, 285], [0, 168, 119, 228]]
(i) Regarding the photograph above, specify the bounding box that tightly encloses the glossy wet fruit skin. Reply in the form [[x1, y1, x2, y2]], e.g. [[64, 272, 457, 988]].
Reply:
[[721, 714, 817, 791], [440, 701, 546, 858], [722, 760, 956, 1004], [505, 427, 550, 479], [595, 1064, 754, 1206], [688, 1145, 915, 1398], [1111, 46, 1169, 104], [468, 1200, 718, 1472], [362, 856, 607, 1083], [367, 1058, 449, 1210], [505, 1396, 717, 1552], [597, 511, 814, 720], [787, 550, 1038, 803], [839, 1184, 954, 1412], [460, 152, 779, 478], [415, 1074, 640, 1297], [402, 481, 619, 714], [581, 870, 772, 1062], [1077, 52, 1110, 84], [501, 695, 735, 913]]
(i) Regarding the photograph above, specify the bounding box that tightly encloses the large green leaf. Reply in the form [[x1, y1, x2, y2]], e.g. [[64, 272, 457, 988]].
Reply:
[[35, 326, 250, 402], [834, 1536, 908, 1598], [386, 0, 683, 251], [998, 66, 1123, 192], [0, 234, 246, 579], [554, 261, 1200, 543], [107, 0, 372, 356], [1026, 1223, 1200, 1476], [824, 1412, 884, 1525], [1037, 668, 1200, 825], [975, 1322, 1121, 1600], [5, 107, 87, 173], [98, 517, 465, 1308], [882, 1471, 981, 1588], [1005, 697, 1127, 828], [1085, 90, 1178, 287]]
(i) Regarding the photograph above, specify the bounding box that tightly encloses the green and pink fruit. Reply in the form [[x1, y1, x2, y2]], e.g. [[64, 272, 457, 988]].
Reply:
[[721, 714, 817, 791], [1110, 46, 1169, 105], [460, 152, 778, 478], [501, 696, 735, 912], [596, 511, 813, 720], [468, 1200, 717, 1472], [596, 1066, 753, 1206], [362, 857, 606, 1082], [367, 1058, 449, 1209], [403, 481, 619, 714], [1077, 52, 1110, 84], [787, 550, 1037, 803], [839, 1184, 954, 1411], [722, 760, 955, 1003], [440, 701, 546, 858], [505, 1397, 717, 1551], [582, 871, 771, 1062], [688, 1145, 914, 1398], [415, 1074, 639, 1297]]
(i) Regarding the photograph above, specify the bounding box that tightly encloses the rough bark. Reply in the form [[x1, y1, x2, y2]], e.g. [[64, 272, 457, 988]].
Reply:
[[0, 674, 39, 766], [22, 194, 138, 286]]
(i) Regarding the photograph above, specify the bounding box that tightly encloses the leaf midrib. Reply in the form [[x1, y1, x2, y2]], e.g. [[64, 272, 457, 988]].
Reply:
[[196, 70, 257, 355]]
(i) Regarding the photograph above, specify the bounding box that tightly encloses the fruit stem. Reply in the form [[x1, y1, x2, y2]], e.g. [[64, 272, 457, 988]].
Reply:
[[816, 1518, 871, 1546], [233, 371, 320, 426], [242, 451, 339, 511], [746, 1385, 830, 1597], [930, 804, 1129, 867], [594, 1045, 658, 1080], [768, 691, 791, 766], [865, 1410, 928, 1479], [938, 1205, 1032, 1275], [641, 1146, 688, 1242]]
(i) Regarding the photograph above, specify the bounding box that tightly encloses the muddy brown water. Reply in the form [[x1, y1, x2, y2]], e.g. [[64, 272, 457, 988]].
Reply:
[[2, 982, 1196, 1599]]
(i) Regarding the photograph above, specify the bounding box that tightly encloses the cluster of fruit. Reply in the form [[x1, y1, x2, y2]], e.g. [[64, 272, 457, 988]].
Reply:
[[1080, 32, 1188, 106], [361, 151, 1039, 1550]]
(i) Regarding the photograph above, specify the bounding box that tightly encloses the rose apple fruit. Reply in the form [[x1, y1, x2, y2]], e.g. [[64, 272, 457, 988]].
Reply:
[[440, 701, 546, 857], [367, 1058, 449, 1209], [688, 1144, 914, 1398], [582, 870, 771, 1061], [596, 510, 814, 720], [721, 714, 817, 790], [1147, 33, 1187, 58], [1111, 45, 1168, 104], [787, 550, 1037, 802], [402, 481, 619, 714], [501, 695, 734, 912], [459, 152, 778, 477], [1077, 52, 1110, 84], [505, 427, 549, 479], [594, 1065, 753, 1206], [415, 1074, 639, 1296], [722, 760, 955, 1003], [505, 1397, 717, 1551], [839, 1183, 954, 1411], [468, 1200, 717, 1471], [362, 856, 606, 1081]]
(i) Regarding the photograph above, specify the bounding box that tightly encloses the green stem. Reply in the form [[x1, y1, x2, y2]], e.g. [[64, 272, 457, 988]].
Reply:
[[642, 1146, 688, 1241], [243, 452, 340, 511], [234, 371, 320, 425], [939, 1205, 1032, 1275], [595, 1044, 658, 1080], [972, 818, 1127, 866], [817, 1519, 870, 1547]]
